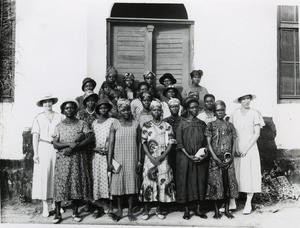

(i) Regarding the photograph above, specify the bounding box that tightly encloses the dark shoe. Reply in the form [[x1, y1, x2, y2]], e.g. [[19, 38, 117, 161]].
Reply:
[[93, 209, 103, 219], [195, 212, 207, 219], [52, 215, 62, 224], [72, 214, 82, 222], [183, 211, 190, 220]]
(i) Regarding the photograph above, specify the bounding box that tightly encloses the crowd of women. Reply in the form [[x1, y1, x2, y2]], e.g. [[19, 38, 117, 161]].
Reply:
[[31, 67, 265, 224]]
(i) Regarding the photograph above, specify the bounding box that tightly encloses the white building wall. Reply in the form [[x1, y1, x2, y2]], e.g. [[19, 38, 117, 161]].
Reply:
[[1, 0, 300, 159]]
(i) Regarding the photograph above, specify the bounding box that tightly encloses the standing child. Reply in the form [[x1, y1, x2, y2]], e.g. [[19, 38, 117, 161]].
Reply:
[[205, 100, 238, 219], [91, 98, 115, 218], [76, 77, 97, 111], [108, 99, 142, 222]]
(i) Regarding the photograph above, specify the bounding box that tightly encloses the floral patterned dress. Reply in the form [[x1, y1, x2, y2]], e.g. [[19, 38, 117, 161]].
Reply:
[[204, 120, 239, 200], [92, 118, 115, 200], [53, 120, 91, 201], [139, 120, 176, 202]]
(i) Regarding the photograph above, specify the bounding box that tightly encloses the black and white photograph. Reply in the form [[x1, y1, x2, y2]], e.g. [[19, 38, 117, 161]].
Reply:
[[0, 0, 300, 227]]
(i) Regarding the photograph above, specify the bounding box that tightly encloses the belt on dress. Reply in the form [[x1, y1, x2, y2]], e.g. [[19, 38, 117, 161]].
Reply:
[[39, 139, 53, 144]]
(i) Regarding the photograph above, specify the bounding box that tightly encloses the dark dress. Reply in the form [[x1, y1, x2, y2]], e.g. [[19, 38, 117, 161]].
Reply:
[[163, 116, 183, 181], [175, 118, 208, 203], [53, 120, 92, 201], [77, 109, 98, 199], [76, 95, 85, 111], [204, 120, 239, 200]]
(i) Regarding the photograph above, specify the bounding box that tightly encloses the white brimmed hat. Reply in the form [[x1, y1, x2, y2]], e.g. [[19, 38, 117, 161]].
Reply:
[[234, 93, 257, 103], [36, 94, 58, 107]]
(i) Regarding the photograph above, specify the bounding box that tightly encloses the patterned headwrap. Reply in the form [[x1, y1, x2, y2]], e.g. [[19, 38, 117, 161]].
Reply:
[[123, 73, 135, 81], [106, 66, 118, 77], [188, 91, 200, 99], [150, 99, 162, 110], [117, 98, 130, 110], [140, 91, 152, 100], [168, 98, 180, 107], [143, 71, 156, 78]]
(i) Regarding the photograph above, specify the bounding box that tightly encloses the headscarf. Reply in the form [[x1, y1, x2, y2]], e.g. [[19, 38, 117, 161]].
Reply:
[[117, 98, 130, 110], [168, 98, 180, 107], [123, 73, 135, 81], [106, 66, 118, 77], [143, 71, 156, 78], [150, 99, 162, 110], [140, 91, 152, 100]]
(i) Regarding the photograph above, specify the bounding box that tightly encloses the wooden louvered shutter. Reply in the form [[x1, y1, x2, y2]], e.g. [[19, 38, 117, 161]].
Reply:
[[112, 26, 150, 83], [153, 25, 190, 91]]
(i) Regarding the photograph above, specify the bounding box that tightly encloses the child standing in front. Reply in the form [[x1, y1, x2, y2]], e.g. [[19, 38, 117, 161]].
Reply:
[[205, 100, 238, 219]]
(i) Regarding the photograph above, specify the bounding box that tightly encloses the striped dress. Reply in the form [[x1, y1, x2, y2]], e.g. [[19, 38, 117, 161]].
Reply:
[[110, 119, 139, 196]]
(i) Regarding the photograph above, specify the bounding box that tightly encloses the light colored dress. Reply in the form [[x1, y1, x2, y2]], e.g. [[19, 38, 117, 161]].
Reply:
[[110, 119, 139, 196], [31, 112, 63, 200], [197, 110, 216, 124], [92, 118, 115, 200], [130, 98, 143, 119], [139, 120, 176, 202], [229, 108, 265, 193]]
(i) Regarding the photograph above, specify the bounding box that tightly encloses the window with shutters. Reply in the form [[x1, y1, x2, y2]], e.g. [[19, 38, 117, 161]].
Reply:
[[107, 3, 194, 92], [278, 5, 299, 102], [0, 0, 16, 102]]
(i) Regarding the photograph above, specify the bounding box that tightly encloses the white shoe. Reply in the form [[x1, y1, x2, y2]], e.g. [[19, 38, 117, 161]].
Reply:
[[60, 208, 65, 213], [243, 204, 252, 214], [219, 201, 236, 212], [42, 211, 49, 217]]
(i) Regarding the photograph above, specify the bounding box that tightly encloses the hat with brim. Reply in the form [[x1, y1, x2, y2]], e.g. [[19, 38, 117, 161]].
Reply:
[[184, 97, 199, 109], [234, 93, 257, 104], [159, 73, 177, 85], [81, 77, 97, 92], [83, 91, 99, 106], [60, 99, 79, 114], [95, 98, 113, 114], [162, 86, 179, 97], [36, 94, 58, 107]]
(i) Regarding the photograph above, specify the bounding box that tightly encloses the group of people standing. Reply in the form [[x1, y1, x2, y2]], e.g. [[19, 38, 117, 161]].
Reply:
[[31, 67, 265, 224]]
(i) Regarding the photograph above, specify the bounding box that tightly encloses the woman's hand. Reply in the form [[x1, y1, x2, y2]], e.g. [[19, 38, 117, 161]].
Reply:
[[69, 142, 78, 149], [33, 155, 39, 164], [101, 147, 109, 155], [75, 132, 85, 142], [93, 147, 101, 153], [149, 156, 160, 166], [214, 157, 225, 168], [136, 162, 143, 174], [107, 164, 114, 172], [239, 148, 248, 157]]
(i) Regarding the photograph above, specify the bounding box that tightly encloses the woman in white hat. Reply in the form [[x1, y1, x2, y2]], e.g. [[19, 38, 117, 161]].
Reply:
[[31, 94, 63, 217], [229, 93, 265, 214]]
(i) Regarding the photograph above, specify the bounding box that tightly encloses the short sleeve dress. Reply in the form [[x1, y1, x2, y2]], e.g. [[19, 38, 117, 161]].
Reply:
[[229, 108, 265, 193], [139, 120, 176, 202], [204, 120, 239, 200], [53, 119, 91, 201], [31, 112, 63, 200], [175, 118, 209, 203], [110, 119, 139, 196], [92, 117, 115, 200]]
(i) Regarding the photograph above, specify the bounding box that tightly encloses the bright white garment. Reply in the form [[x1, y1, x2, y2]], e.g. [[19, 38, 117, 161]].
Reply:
[[229, 108, 265, 193], [31, 112, 63, 200]]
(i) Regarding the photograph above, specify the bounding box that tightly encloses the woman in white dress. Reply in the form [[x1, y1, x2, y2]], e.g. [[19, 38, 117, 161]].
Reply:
[[229, 93, 265, 214], [31, 94, 63, 217]]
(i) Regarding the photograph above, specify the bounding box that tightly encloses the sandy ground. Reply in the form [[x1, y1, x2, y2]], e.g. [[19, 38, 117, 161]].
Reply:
[[1, 199, 300, 228]]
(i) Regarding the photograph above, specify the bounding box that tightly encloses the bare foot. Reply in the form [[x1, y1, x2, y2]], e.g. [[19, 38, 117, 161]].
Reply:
[[213, 213, 222, 219], [224, 211, 234, 219], [128, 213, 137, 221]]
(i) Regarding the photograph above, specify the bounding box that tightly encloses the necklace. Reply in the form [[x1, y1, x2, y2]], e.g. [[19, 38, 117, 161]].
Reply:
[[86, 108, 95, 115]]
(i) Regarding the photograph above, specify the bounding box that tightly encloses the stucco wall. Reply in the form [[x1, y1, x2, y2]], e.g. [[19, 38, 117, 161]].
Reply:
[[1, 0, 300, 159]]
